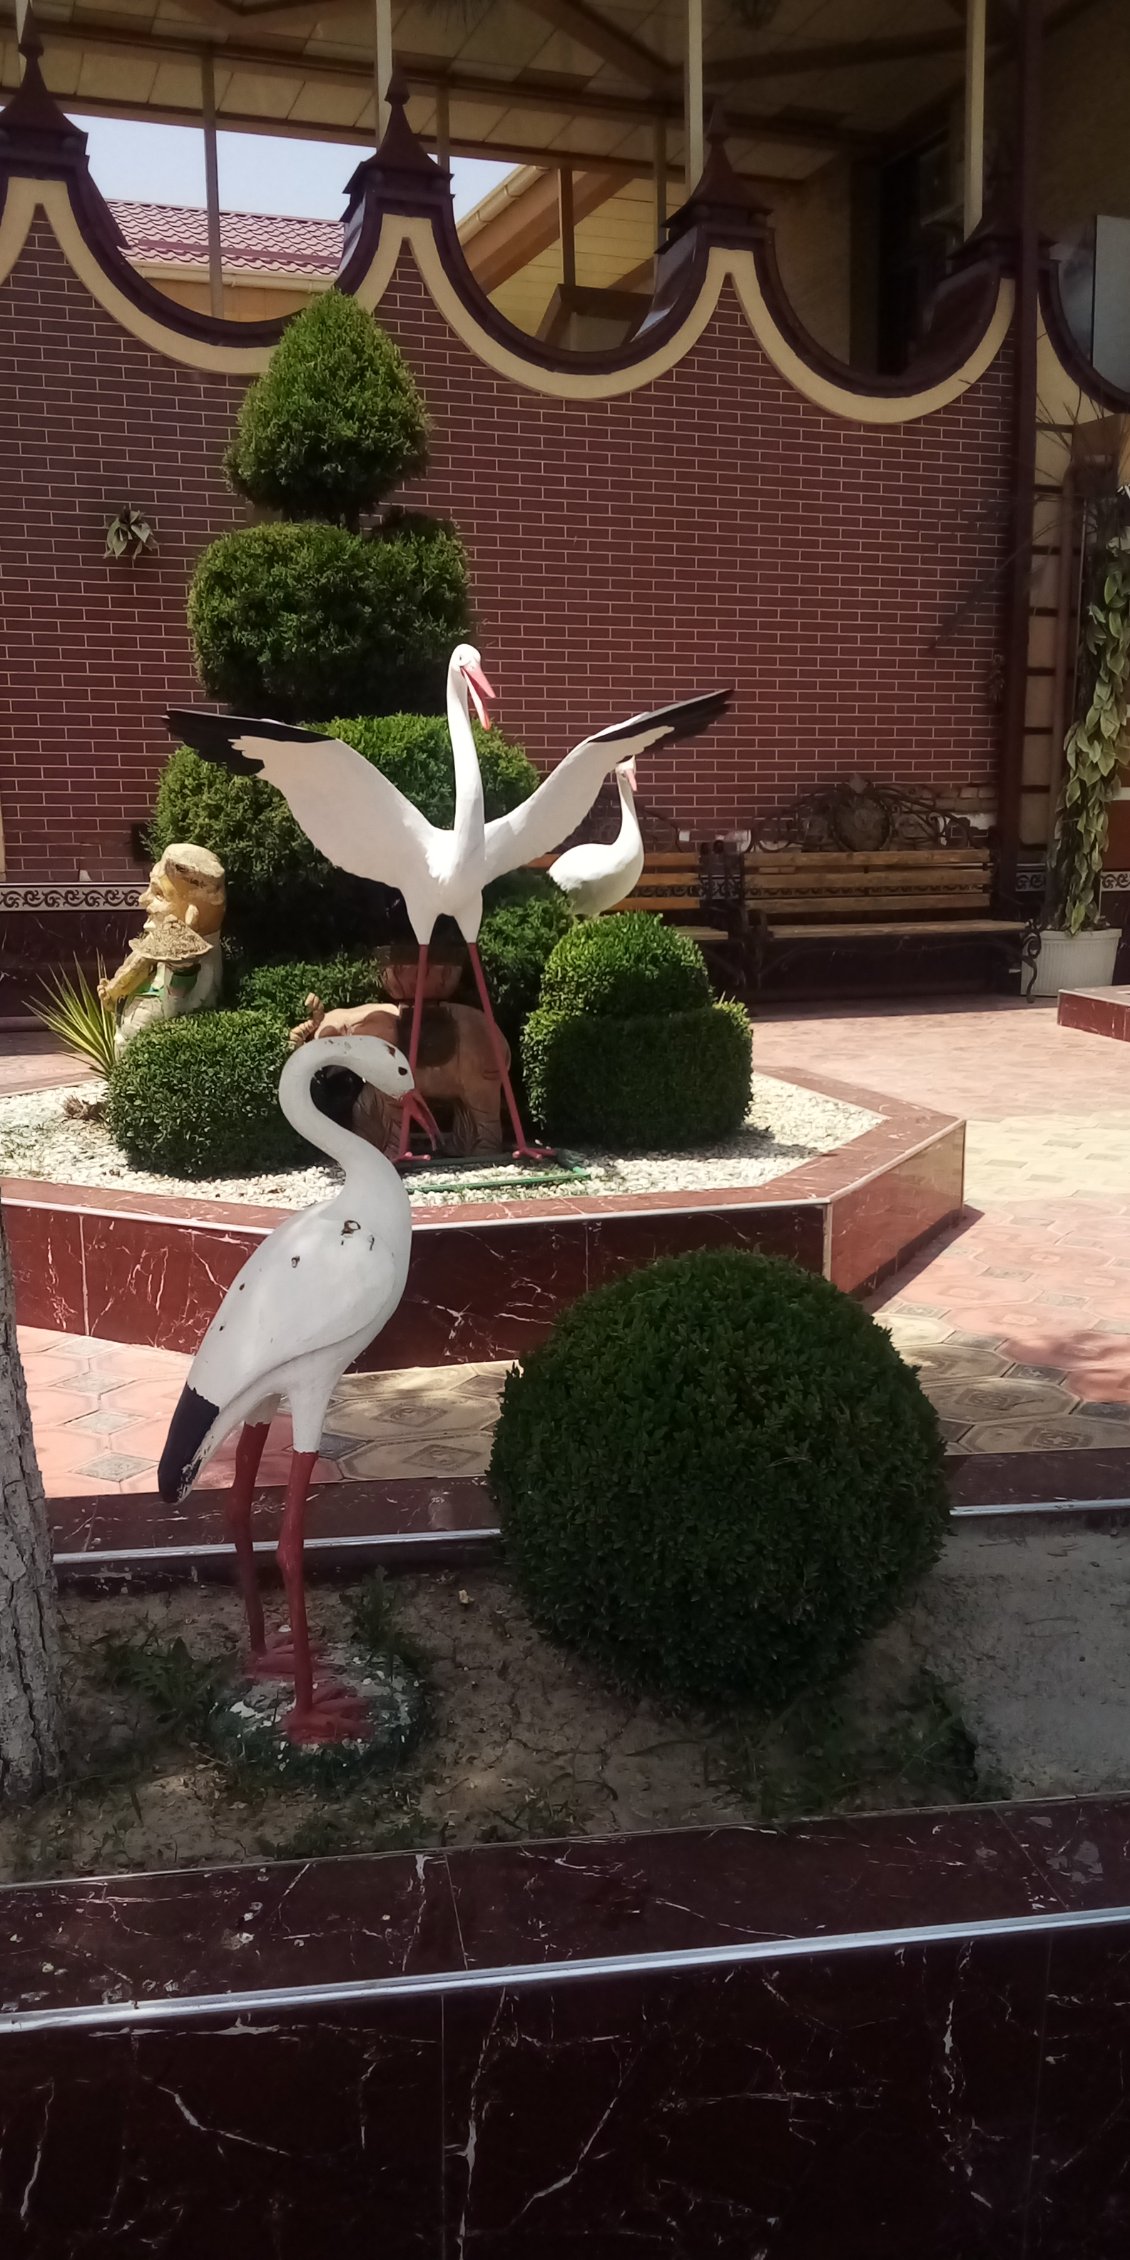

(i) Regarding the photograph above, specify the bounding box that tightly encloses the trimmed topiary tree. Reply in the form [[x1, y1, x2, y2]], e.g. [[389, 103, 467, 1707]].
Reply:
[[189, 516, 468, 722], [108, 1010, 302, 1176], [522, 914, 751, 1150], [490, 1249, 948, 1708], [152, 715, 539, 956], [186, 291, 471, 722], [225, 288, 429, 525], [474, 875, 574, 1054]]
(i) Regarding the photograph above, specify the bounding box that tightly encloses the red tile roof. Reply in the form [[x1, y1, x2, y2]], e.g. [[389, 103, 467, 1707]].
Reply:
[[111, 200, 343, 278]]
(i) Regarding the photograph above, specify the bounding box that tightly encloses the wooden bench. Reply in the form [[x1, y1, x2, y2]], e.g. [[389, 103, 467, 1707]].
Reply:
[[745, 785, 1036, 994]]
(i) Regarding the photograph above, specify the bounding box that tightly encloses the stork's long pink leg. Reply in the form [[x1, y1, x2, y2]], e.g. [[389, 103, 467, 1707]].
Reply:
[[225, 1420, 270, 1658], [395, 942, 437, 1163], [466, 943, 555, 1161], [277, 1450, 372, 1746]]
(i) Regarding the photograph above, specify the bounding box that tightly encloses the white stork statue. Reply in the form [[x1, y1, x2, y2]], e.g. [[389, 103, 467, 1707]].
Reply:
[[547, 755, 644, 918], [157, 1033, 434, 1746], [168, 652, 729, 1160]]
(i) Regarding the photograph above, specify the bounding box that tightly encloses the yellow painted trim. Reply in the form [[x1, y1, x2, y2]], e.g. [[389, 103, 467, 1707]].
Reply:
[[1, 177, 1014, 412], [0, 178, 274, 372], [729, 263, 1015, 426], [357, 216, 1014, 419]]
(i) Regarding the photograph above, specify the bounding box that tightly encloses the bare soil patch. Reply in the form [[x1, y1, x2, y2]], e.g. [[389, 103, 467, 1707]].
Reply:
[[1, 1567, 985, 1884]]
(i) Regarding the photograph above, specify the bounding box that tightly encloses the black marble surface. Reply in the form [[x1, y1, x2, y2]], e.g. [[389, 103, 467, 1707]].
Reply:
[[3, 1800, 1130, 2253]]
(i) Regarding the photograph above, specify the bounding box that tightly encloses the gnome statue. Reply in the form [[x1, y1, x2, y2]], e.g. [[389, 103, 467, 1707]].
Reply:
[[100, 842, 226, 1051]]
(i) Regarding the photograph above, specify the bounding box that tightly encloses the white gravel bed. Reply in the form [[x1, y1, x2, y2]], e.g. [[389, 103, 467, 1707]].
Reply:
[[0, 1075, 879, 1210]]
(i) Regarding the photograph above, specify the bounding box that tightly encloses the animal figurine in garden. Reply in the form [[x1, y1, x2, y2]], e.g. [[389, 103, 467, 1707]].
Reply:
[[290, 992, 509, 1156], [168, 655, 729, 1160], [548, 756, 644, 917], [157, 1034, 434, 1746], [99, 841, 226, 1050]]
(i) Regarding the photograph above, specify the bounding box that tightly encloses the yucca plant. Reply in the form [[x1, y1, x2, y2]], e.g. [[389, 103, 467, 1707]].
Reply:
[[32, 960, 117, 1081]]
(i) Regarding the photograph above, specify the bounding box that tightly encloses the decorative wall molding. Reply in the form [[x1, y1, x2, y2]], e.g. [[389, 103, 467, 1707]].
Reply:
[[0, 55, 1017, 416], [0, 884, 140, 911]]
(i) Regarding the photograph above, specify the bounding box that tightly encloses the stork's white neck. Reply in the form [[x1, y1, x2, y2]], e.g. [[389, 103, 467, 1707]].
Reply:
[[278, 1046, 406, 1206], [447, 665, 485, 861], [615, 770, 641, 845]]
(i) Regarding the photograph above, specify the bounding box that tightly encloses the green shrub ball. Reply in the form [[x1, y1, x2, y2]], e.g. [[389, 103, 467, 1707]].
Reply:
[[232, 953, 383, 1025], [108, 1011, 301, 1176], [490, 1248, 949, 1708], [539, 912, 711, 1021]]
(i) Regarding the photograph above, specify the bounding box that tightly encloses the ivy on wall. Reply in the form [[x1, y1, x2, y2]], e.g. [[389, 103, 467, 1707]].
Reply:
[[1055, 511, 1130, 934]]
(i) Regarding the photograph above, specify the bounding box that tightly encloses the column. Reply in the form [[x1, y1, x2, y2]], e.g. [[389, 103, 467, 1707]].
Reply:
[[374, 0, 394, 142], [963, 0, 987, 237], [685, 0, 704, 189], [200, 49, 224, 321]]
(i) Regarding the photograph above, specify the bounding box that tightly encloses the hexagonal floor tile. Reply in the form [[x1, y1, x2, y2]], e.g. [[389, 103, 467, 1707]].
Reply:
[[923, 1377, 1078, 1423], [960, 1415, 1130, 1454], [907, 1345, 1014, 1382]]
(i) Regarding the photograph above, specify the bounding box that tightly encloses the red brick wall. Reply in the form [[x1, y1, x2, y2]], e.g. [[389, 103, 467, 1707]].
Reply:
[[0, 225, 1012, 878]]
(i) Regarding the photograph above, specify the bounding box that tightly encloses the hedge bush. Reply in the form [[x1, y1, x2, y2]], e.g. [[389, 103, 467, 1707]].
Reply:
[[538, 913, 712, 1022], [474, 876, 574, 1052], [490, 1248, 948, 1708], [188, 517, 470, 722], [232, 952, 382, 1025], [523, 999, 750, 1149], [522, 1003, 750, 1148], [151, 714, 538, 955], [108, 1010, 301, 1176], [225, 292, 428, 524]]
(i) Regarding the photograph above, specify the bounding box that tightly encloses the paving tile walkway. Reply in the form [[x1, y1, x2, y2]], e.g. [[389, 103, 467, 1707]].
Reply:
[[18, 1327, 501, 1499], [13, 998, 1130, 1484], [0, 1033, 94, 1097], [756, 999, 1130, 1454]]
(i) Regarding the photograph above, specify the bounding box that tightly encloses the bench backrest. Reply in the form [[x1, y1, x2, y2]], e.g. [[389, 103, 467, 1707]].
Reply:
[[746, 846, 992, 922]]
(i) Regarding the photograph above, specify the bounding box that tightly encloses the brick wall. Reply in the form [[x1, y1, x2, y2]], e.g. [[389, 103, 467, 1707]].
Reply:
[[0, 222, 1012, 878], [0, 220, 246, 881]]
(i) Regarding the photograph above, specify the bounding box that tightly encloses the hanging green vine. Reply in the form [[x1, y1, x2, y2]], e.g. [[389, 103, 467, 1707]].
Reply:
[[1054, 511, 1130, 934]]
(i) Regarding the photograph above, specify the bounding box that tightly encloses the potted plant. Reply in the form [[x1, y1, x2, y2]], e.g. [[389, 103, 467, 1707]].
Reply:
[[1030, 509, 1130, 996]]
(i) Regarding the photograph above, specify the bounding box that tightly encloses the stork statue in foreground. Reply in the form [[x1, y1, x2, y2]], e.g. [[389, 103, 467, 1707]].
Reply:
[[169, 652, 730, 1161], [158, 1034, 432, 1745]]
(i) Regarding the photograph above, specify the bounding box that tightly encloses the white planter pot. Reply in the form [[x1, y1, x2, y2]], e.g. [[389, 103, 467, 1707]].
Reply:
[[1028, 925, 1121, 999]]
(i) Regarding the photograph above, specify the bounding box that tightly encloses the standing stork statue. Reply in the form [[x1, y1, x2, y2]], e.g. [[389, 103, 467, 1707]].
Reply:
[[168, 651, 730, 1161], [157, 1034, 434, 1745], [547, 755, 644, 919]]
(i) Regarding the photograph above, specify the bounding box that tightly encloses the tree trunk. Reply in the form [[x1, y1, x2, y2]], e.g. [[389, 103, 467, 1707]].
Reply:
[[0, 1211, 60, 1801]]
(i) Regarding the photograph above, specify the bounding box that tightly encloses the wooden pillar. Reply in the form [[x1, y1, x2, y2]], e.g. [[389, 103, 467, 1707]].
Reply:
[[373, 0, 393, 142], [200, 49, 224, 321], [963, 0, 987, 237], [653, 114, 667, 270], [558, 166, 577, 290], [685, 0, 704, 189], [998, 0, 1043, 892], [435, 82, 450, 168]]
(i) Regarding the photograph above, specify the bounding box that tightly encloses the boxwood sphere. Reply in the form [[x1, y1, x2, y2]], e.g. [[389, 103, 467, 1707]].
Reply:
[[108, 1010, 301, 1176], [489, 1249, 948, 1708]]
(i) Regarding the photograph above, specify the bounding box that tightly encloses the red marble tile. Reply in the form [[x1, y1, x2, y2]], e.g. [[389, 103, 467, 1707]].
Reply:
[[1056, 987, 1130, 1041], [5, 1198, 85, 1331]]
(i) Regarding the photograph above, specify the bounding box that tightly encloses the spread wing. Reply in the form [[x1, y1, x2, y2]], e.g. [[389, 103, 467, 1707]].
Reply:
[[481, 690, 731, 883], [167, 710, 436, 891]]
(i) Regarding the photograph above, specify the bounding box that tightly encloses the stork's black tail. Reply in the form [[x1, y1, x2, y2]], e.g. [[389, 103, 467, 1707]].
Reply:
[[158, 1384, 220, 1504]]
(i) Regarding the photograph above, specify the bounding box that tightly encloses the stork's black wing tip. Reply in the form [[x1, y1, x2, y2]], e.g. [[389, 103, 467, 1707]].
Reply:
[[166, 709, 328, 773], [157, 1383, 219, 1504], [593, 688, 733, 748]]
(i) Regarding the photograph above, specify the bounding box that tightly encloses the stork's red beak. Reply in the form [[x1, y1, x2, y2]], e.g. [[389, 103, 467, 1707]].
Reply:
[[462, 657, 495, 731]]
